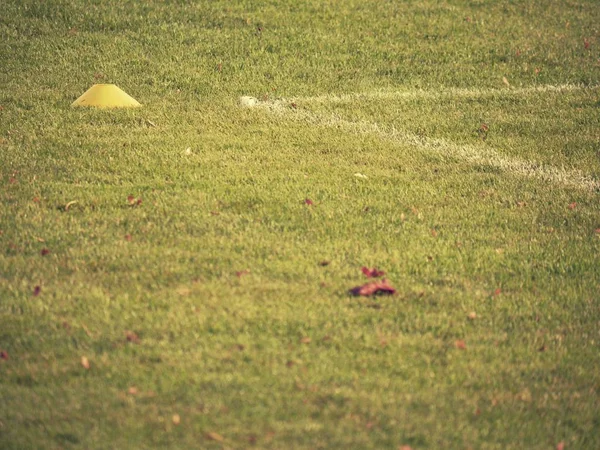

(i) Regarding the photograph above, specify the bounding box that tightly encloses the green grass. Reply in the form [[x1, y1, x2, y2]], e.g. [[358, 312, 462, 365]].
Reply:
[[1, 1, 599, 449]]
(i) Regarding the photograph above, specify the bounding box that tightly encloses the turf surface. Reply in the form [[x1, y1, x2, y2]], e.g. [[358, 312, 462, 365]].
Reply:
[[1, 1, 599, 448]]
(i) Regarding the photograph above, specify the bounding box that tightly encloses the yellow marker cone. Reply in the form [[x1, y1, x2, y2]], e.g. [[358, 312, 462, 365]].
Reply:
[[71, 84, 141, 108]]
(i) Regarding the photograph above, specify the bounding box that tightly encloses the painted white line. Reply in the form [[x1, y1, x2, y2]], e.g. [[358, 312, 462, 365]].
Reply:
[[292, 84, 596, 104], [245, 96, 600, 192]]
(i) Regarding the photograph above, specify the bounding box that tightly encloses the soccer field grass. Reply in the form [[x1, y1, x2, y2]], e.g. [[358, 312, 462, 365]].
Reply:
[[1, 1, 599, 448]]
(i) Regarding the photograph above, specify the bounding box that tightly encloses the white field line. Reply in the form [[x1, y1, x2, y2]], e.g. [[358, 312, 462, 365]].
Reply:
[[243, 94, 600, 192], [291, 83, 596, 104]]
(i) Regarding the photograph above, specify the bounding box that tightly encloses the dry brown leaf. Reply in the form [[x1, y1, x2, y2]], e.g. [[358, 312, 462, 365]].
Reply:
[[468, 312, 477, 320], [361, 267, 385, 278], [455, 340, 467, 350], [350, 279, 396, 296], [172, 414, 181, 425], [81, 356, 90, 369], [568, 202, 577, 210], [125, 331, 140, 344], [205, 432, 224, 442], [300, 337, 311, 344], [128, 387, 138, 395]]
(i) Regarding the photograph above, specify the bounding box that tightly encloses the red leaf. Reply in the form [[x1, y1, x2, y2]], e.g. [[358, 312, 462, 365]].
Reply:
[[361, 267, 385, 278], [455, 340, 467, 350], [568, 202, 576, 210], [304, 198, 314, 206], [350, 279, 396, 296], [556, 442, 565, 450], [493, 288, 502, 297], [236, 269, 250, 277], [40, 248, 50, 256], [127, 194, 135, 204], [33, 286, 41, 296], [584, 39, 590, 49], [124, 234, 132, 242], [0, 350, 8, 360]]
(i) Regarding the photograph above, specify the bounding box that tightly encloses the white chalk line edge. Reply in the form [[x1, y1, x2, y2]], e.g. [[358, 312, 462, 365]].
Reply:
[[240, 85, 600, 192]]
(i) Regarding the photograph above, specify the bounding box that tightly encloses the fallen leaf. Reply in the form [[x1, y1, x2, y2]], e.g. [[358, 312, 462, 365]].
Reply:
[[300, 337, 311, 344], [128, 387, 138, 395], [35, 237, 45, 242], [584, 39, 590, 49], [33, 286, 41, 296], [124, 234, 132, 242], [0, 350, 8, 360], [9, 177, 17, 184], [81, 356, 90, 369], [430, 229, 438, 237], [468, 312, 477, 320], [236, 269, 250, 277], [319, 260, 330, 266], [455, 340, 467, 350], [64, 200, 78, 211], [538, 344, 546, 352], [399, 446, 413, 450], [205, 432, 224, 442], [248, 435, 258, 444], [502, 76, 510, 87], [33, 196, 41, 203], [350, 279, 396, 296], [354, 173, 368, 179], [568, 202, 576, 210], [361, 267, 385, 278], [172, 414, 181, 425], [304, 198, 314, 206], [40, 248, 50, 256], [125, 331, 140, 344], [595, 228, 600, 234], [556, 441, 565, 450], [493, 288, 502, 297]]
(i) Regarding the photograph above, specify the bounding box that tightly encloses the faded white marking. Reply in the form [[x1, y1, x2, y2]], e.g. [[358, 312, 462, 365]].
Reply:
[[241, 90, 599, 192], [292, 84, 595, 104]]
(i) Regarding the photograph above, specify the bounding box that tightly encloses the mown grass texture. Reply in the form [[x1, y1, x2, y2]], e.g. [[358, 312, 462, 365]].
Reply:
[[1, 1, 599, 449]]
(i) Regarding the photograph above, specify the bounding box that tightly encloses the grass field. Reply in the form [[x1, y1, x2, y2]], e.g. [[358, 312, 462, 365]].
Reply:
[[1, 1, 599, 449]]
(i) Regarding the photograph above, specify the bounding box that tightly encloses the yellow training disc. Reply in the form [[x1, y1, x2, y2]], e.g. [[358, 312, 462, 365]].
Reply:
[[71, 84, 141, 108]]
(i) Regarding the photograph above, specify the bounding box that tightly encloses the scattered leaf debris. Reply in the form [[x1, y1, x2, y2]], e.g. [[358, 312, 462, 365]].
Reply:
[[81, 356, 90, 369], [127, 195, 142, 206]]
